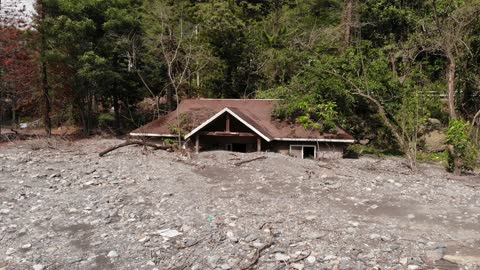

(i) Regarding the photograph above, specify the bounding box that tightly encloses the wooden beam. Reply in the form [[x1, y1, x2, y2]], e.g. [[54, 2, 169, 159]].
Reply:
[[199, 131, 255, 137], [226, 114, 230, 132], [257, 137, 261, 152], [195, 134, 199, 153]]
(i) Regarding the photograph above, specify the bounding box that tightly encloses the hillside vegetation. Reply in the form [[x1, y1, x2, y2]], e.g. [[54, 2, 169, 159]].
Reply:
[[1, 0, 480, 173]]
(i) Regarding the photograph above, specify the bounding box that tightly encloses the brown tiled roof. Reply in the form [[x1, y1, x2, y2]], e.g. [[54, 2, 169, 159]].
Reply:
[[130, 99, 354, 141]]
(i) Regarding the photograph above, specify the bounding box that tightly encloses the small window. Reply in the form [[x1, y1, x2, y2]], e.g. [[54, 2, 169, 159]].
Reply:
[[290, 145, 303, 158], [303, 146, 315, 159], [289, 145, 316, 159]]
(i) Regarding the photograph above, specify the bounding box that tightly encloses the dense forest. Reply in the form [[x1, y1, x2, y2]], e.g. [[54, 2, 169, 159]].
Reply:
[[1, 0, 480, 173]]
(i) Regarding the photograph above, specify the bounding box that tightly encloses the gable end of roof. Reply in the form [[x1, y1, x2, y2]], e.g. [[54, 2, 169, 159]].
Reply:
[[184, 108, 272, 142]]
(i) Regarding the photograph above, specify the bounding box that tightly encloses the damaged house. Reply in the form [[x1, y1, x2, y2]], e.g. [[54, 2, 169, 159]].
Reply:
[[130, 99, 354, 159]]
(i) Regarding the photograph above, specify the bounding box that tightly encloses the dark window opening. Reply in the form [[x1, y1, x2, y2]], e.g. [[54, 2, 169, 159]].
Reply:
[[303, 146, 315, 159], [232, 143, 247, 153]]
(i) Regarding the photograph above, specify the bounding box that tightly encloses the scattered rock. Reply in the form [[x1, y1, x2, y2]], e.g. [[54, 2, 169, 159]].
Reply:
[[158, 229, 182, 238], [442, 255, 480, 265], [220, 263, 231, 270], [49, 173, 61, 179], [359, 139, 370, 145], [306, 231, 327, 240], [323, 254, 337, 261], [207, 255, 220, 268], [244, 234, 257, 242], [32, 265, 44, 270], [291, 262, 304, 270], [226, 231, 238, 243], [107, 251, 118, 258], [275, 253, 290, 261], [306, 255, 316, 264], [425, 249, 444, 262]]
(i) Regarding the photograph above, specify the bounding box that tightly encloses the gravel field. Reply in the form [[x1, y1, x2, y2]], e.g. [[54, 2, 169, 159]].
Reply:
[[0, 138, 479, 270]]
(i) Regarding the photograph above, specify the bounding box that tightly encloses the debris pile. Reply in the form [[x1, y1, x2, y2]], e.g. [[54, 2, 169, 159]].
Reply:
[[0, 139, 479, 269]]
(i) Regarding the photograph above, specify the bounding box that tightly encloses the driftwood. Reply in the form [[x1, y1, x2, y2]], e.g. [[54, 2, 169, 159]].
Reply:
[[240, 237, 275, 270], [234, 156, 267, 166], [99, 140, 171, 157], [274, 250, 312, 270]]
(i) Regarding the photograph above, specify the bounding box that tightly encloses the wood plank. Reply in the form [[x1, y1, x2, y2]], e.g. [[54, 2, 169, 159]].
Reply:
[[200, 131, 255, 137]]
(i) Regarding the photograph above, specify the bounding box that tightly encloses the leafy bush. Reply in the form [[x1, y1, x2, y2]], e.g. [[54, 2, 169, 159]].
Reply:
[[274, 101, 339, 133], [98, 113, 115, 129], [168, 113, 191, 136], [446, 119, 478, 172]]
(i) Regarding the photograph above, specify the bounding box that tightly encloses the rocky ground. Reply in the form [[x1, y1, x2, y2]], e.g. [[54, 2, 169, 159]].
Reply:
[[0, 138, 479, 270]]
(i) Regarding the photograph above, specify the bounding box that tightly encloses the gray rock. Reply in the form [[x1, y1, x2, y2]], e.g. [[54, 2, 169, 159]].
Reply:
[[323, 254, 337, 261], [207, 255, 220, 268], [380, 235, 392, 241], [426, 249, 444, 262], [158, 229, 182, 238], [306, 231, 327, 240], [226, 231, 238, 243], [306, 255, 316, 264], [244, 234, 257, 242], [275, 253, 290, 261], [220, 263, 231, 270], [32, 265, 44, 270], [359, 139, 370, 145], [107, 251, 118, 258], [291, 262, 304, 270], [49, 173, 61, 179], [442, 255, 480, 265]]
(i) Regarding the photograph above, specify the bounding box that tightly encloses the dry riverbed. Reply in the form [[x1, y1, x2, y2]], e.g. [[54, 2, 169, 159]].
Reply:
[[0, 138, 479, 270]]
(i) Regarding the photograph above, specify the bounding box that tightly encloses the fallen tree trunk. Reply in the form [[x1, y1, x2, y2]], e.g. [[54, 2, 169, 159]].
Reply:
[[234, 156, 267, 166], [99, 140, 172, 157]]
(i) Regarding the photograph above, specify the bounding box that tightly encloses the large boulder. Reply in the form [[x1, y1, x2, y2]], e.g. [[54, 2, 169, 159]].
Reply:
[[424, 130, 446, 153]]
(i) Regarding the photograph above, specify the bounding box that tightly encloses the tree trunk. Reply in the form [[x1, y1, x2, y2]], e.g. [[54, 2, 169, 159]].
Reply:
[[167, 86, 174, 112], [39, 0, 52, 137], [342, 0, 354, 51], [445, 51, 463, 174], [448, 145, 462, 176], [113, 95, 120, 133], [446, 52, 457, 120], [11, 97, 17, 128]]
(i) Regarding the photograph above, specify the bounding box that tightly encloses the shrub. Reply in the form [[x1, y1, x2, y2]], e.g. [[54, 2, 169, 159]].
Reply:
[[445, 119, 478, 172], [98, 113, 115, 130]]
